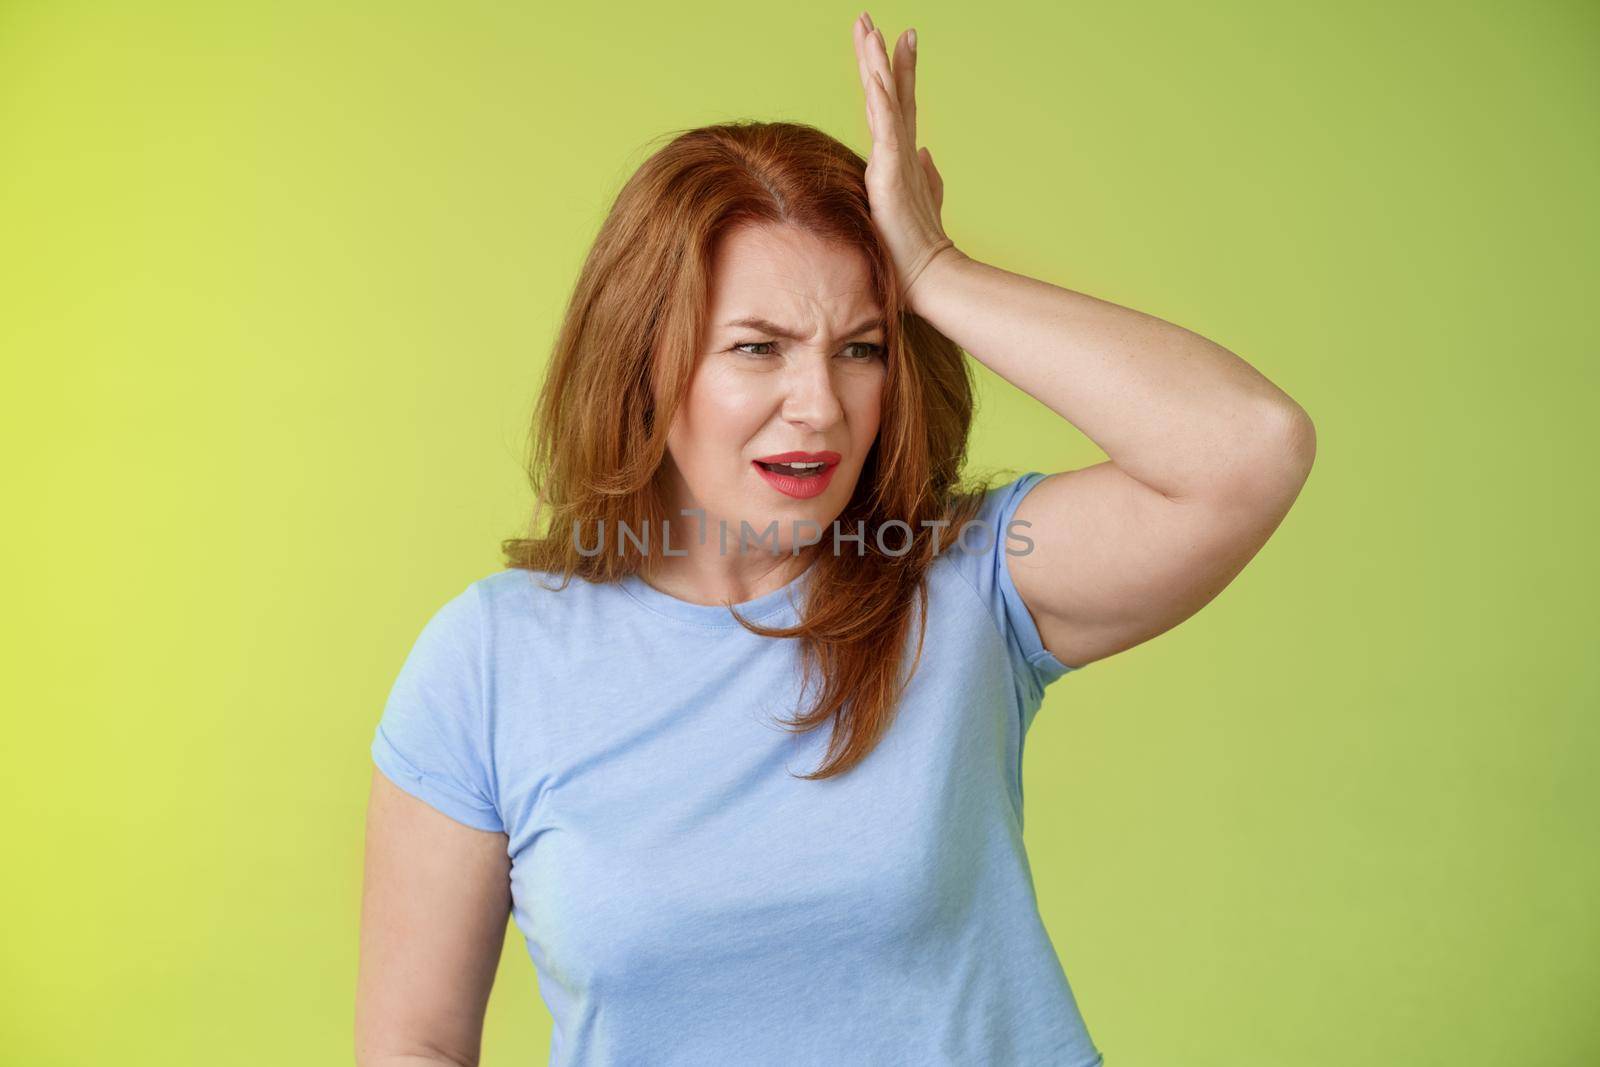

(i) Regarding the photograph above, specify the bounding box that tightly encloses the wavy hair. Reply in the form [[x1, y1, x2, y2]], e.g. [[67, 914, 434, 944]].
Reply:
[[502, 120, 994, 779]]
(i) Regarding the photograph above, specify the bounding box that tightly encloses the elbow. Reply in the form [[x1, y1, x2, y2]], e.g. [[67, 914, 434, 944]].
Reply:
[[357, 1054, 477, 1067], [1219, 399, 1317, 507], [356, 1037, 480, 1067], [1261, 399, 1317, 497], [1270, 400, 1317, 483]]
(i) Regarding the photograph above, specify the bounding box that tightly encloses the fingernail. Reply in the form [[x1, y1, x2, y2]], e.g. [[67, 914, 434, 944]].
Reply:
[[862, 11, 875, 31], [908, 28, 917, 51]]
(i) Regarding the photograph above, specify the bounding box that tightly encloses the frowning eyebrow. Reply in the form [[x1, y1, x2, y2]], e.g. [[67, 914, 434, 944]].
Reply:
[[721, 315, 886, 341]]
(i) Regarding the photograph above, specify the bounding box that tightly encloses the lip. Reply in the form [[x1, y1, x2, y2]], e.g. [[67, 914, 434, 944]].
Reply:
[[751, 450, 842, 500], [753, 450, 842, 465]]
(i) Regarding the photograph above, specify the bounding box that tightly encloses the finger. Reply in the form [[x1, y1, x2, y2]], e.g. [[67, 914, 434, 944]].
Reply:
[[867, 72, 902, 151], [894, 28, 917, 146], [852, 15, 875, 103], [854, 17, 884, 145], [866, 27, 911, 151], [867, 27, 900, 110]]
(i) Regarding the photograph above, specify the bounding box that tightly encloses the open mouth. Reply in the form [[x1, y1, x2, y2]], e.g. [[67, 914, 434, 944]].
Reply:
[[751, 450, 842, 500], [754, 459, 831, 478]]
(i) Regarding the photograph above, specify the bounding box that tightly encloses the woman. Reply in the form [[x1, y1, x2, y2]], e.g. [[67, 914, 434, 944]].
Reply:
[[356, 12, 1315, 1066]]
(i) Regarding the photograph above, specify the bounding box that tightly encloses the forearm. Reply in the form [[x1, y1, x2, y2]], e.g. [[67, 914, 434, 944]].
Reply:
[[908, 248, 1314, 503]]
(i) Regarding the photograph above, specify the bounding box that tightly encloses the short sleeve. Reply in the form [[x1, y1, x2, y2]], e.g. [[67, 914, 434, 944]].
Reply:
[[946, 471, 1078, 719], [370, 582, 505, 832]]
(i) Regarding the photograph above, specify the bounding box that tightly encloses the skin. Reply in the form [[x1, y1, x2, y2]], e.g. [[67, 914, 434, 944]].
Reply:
[[356, 765, 507, 1067], [357, 12, 1316, 1062], [850, 11, 1317, 668], [650, 221, 888, 605]]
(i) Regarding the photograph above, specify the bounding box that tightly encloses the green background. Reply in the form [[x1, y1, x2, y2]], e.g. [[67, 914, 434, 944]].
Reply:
[[4, 1, 1595, 1063]]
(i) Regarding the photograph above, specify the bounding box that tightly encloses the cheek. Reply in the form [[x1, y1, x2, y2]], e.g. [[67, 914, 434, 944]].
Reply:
[[678, 366, 768, 459], [847, 370, 886, 444]]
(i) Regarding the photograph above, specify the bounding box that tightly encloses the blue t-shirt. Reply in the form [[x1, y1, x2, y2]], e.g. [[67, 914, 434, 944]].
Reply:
[[371, 471, 1104, 1066]]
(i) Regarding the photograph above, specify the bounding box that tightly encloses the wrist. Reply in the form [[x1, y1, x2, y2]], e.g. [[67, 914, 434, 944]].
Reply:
[[903, 240, 968, 316]]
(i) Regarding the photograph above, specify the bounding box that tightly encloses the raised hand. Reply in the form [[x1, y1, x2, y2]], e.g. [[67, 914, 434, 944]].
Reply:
[[851, 11, 961, 313]]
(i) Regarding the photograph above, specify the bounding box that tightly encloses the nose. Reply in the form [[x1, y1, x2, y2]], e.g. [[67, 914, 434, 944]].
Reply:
[[778, 350, 847, 432]]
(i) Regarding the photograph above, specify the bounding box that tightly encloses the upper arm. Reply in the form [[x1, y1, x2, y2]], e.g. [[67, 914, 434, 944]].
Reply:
[[1010, 407, 1316, 668], [357, 765, 511, 1067], [356, 581, 512, 1065]]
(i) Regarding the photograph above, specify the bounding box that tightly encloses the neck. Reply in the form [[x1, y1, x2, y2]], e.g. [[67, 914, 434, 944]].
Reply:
[[637, 536, 817, 607]]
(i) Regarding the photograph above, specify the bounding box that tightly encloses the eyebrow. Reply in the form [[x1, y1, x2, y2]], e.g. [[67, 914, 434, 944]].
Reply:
[[721, 315, 886, 341]]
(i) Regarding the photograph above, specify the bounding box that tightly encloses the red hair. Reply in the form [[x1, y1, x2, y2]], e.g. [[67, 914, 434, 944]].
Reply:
[[503, 120, 993, 779]]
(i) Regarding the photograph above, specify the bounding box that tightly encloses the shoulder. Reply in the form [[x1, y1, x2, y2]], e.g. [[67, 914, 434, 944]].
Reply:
[[407, 569, 538, 646], [467, 567, 626, 652], [937, 471, 1049, 579], [471, 566, 585, 615], [928, 471, 1076, 706]]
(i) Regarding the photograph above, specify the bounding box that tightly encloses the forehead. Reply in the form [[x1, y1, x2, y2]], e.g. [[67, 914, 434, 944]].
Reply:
[[705, 223, 881, 330]]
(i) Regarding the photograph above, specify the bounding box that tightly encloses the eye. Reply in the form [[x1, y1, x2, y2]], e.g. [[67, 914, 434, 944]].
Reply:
[[732, 340, 885, 360], [842, 342, 886, 361]]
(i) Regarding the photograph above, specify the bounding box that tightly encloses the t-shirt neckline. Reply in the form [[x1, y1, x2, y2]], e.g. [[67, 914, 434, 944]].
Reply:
[[617, 559, 815, 628]]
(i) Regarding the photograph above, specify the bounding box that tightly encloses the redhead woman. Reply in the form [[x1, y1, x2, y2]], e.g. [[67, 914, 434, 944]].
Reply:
[[356, 12, 1315, 1066]]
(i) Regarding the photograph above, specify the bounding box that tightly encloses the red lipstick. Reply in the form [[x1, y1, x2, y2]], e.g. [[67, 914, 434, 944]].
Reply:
[[751, 450, 841, 500]]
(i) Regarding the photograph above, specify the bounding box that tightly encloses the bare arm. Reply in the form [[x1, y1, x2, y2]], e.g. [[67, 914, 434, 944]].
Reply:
[[850, 16, 1316, 670], [356, 766, 512, 1067], [911, 249, 1316, 668]]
